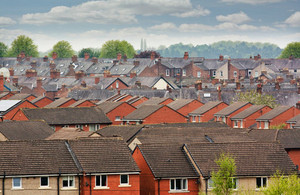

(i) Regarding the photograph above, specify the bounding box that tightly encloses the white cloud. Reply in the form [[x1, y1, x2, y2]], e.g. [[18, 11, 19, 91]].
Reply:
[[0, 17, 16, 26], [148, 23, 177, 31], [216, 12, 251, 24], [20, 0, 209, 25], [284, 11, 300, 27], [221, 0, 282, 4]]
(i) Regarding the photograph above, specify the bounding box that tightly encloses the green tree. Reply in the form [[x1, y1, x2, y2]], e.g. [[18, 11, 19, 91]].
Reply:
[[49, 40, 75, 58], [78, 48, 101, 58], [6, 35, 39, 57], [263, 171, 300, 195], [100, 40, 135, 58], [279, 42, 300, 58], [0, 42, 8, 57], [234, 90, 278, 108], [211, 153, 237, 195]]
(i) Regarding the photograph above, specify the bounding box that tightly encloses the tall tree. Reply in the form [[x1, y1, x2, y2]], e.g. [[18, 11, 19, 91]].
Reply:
[[211, 153, 236, 195], [234, 90, 278, 108], [279, 42, 300, 58], [7, 35, 39, 57], [0, 42, 8, 57], [100, 40, 135, 58], [78, 48, 101, 58], [49, 40, 75, 58]]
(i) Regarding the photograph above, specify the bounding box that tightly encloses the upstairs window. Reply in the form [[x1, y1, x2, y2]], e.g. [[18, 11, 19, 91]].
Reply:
[[62, 176, 75, 188], [220, 71, 223, 77], [256, 177, 267, 189], [170, 178, 187, 191], [166, 69, 170, 76], [40, 177, 49, 187], [120, 174, 129, 185], [96, 175, 107, 187], [197, 71, 201, 78], [182, 69, 186, 76], [12, 178, 22, 189], [233, 71, 237, 78]]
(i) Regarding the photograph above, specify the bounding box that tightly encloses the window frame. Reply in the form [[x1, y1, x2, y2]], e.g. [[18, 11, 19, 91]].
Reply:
[[170, 178, 188, 191], [166, 69, 170, 76], [220, 71, 223, 77], [233, 120, 238, 128], [40, 176, 49, 188], [95, 175, 107, 187], [233, 71, 237, 78], [120, 174, 129, 185], [264, 121, 269, 129], [12, 177, 22, 189], [192, 116, 196, 123], [256, 177, 268, 189], [182, 69, 186, 76], [62, 176, 75, 188], [75, 125, 83, 129], [115, 116, 121, 121], [197, 71, 201, 78]]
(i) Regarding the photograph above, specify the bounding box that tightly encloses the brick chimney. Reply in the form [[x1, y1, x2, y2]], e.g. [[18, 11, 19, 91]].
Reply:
[[275, 81, 280, 90], [72, 55, 78, 63], [150, 52, 155, 60], [49, 61, 56, 70], [52, 52, 58, 60], [219, 55, 224, 61], [81, 81, 87, 88], [117, 53, 122, 61], [236, 79, 241, 90], [176, 73, 181, 83], [130, 71, 137, 78], [0, 74, 4, 91], [9, 68, 14, 76], [25, 69, 37, 78], [133, 60, 140, 66], [195, 80, 202, 90], [250, 56, 253, 59], [95, 77, 100, 84], [254, 56, 258, 61], [43, 56, 48, 62], [92, 57, 98, 64], [12, 76, 18, 86], [30, 60, 37, 69], [184, 52, 189, 60], [75, 71, 85, 80], [217, 86, 222, 101], [103, 70, 111, 78], [36, 77, 43, 89], [257, 83, 262, 94], [257, 54, 261, 60], [50, 69, 60, 79], [20, 51, 26, 59], [84, 53, 90, 60]]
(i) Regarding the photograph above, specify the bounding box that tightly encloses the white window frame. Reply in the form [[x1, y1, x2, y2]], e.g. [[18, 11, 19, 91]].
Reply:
[[115, 116, 121, 121], [197, 71, 201, 78], [264, 121, 269, 129], [256, 177, 267, 189], [166, 69, 170, 76], [75, 125, 83, 129], [248, 70, 252, 76], [12, 177, 22, 189], [63, 125, 69, 128], [116, 81, 119, 89], [95, 175, 107, 188], [62, 176, 75, 188], [213, 71, 216, 77], [120, 174, 129, 185], [240, 120, 243, 128], [220, 71, 223, 77], [233, 120, 238, 128], [208, 178, 238, 189], [222, 117, 226, 123], [192, 116, 196, 123], [233, 71, 237, 78], [182, 69, 186, 76], [170, 178, 188, 192], [255, 71, 258, 77], [89, 124, 100, 131], [40, 176, 49, 188]]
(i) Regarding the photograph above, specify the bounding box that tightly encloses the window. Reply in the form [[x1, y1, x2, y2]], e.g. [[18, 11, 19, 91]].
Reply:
[[182, 69, 186, 76], [222, 117, 226, 123], [95, 175, 107, 187], [89, 124, 100, 131], [176, 69, 181, 74], [233, 120, 238, 128], [233, 71, 237, 78], [264, 121, 269, 129], [240, 120, 243, 128], [63, 125, 69, 128], [197, 71, 201, 78], [220, 71, 223, 77], [208, 178, 214, 189], [115, 116, 121, 121], [213, 71, 216, 77], [248, 70, 252, 76], [208, 178, 237, 189], [256, 177, 267, 188], [62, 176, 74, 188], [120, 175, 129, 185], [95, 124, 100, 130], [255, 71, 258, 77], [259, 121, 262, 129], [75, 125, 83, 129], [170, 179, 187, 191], [116, 81, 119, 89], [12, 178, 22, 189], [50, 126, 55, 131], [192, 116, 196, 123], [166, 69, 170, 76], [40, 177, 49, 187]]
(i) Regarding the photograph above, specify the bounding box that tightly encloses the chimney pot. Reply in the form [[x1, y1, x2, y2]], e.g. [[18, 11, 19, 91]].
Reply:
[[25, 69, 37, 78], [92, 57, 98, 64], [130, 71, 137, 78], [12, 76, 18, 86], [9, 68, 14, 76], [50, 69, 60, 79], [184, 52, 189, 60], [72, 55, 78, 62], [195, 80, 202, 90], [75, 71, 85, 80], [150, 51, 155, 60], [81, 81, 87, 88], [219, 55, 224, 61], [84, 53, 90, 60], [133, 60, 140, 66], [52, 52, 58, 60]]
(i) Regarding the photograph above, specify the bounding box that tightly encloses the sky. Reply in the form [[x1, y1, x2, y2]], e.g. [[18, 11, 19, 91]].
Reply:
[[0, 0, 299, 52]]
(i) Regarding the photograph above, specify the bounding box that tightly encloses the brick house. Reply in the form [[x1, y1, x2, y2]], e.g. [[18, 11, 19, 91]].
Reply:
[[44, 97, 77, 108], [98, 77, 129, 90], [132, 143, 199, 195], [137, 97, 174, 108], [214, 102, 252, 127], [167, 99, 203, 116], [256, 106, 300, 129], [12, 107, 111, 131], [286, 114, 300, 129], [31, 96, 54, 107], [189, 101, 228, 122], [230, 105, 272, 128], [123, 105, 187, 125], [97, 102, 137, 125], [69, 99, 96, 107], [0, 100, 37, 121], [126, 96, 149, 107]]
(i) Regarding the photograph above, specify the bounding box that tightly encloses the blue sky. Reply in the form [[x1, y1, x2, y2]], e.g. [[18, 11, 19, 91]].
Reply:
[[0, 0, 299, 52]]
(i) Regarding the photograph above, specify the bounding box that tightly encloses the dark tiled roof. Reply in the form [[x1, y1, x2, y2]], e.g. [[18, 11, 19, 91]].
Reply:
[[0, 121, 54, 140], [44, 97, 74, 108], [8, 93, 36, 100], [214, 102, 250, 116], [123, 105, 163, 120], [22, 107, 111, 125], [256, 106, 291, 120], [0, 140, 79, 176], [98, 125, 144, 142], [69, 138, 140, 173], [45, 128, 97, 140], [97, 101, 123, 113], [231, 105, 268, 119], [137, 143, 198, 178], [190, 101, 226, 115], [167, 99, 195, 110], [185, 142, 296, 177]]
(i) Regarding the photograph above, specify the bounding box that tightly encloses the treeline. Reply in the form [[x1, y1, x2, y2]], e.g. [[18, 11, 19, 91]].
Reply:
[[156, 41, 282, 58]]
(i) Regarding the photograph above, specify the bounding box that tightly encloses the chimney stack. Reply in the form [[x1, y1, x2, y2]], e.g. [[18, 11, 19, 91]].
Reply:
[[36, 77, 43, 89], [217, 86, 222, 101], [254, 56, 258, 61], [133, 60, 140, 66], [257, 83, 262, 94], [17, 55, 22, 62], [117, 53, 122, 61], [72, 55, 78, 63], [257, 54, 261, 60], [12, 76, 18, 87], [75, 71, 85, 80], [297, 83, 300, 94], [50, 69, 60, 79], [195, 80, 202, 90], [26, 56, 31, 61], [150, 52, 155, 60], [52, 52, 58, 60], [20, 51, 26, 59], [123, 54, 127, 62], [289, 55, 294, 60], [135, 81, 141, 88], [95, 77, 100, 84], [103, 70, 111, 78], [84, 53, 90, 60], [236, 79, 241, 90], [184, 52, 189, 60], [43, 56, 48, 62], [130, 71, 137, 78], [30, 60, 37, 69], [219, 55, 224, 61], [176, 73, 181, 83], [25, 69, 37, 78], [49, 61, 56, 70], [0, 74, 4, 91], [92, 57, 98, 64], [9, 68, 14, 76]]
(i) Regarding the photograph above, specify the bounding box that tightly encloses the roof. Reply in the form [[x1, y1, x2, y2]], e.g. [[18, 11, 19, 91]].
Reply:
[[31, 96, 53, 104], [189, 101, 225, 115], [22, 107, 111, 125], [68, 99, 95, 107], [286, 113, 300, 123], [8, 93, 35, 100], [231, 105, 268, 119], [136, 143, 198, 178], [123, 105, 164, 120], [46, 128, 97, 140], [98, 125, 144, 142], [214, 102, 250, 116], [167, 99, 195, 110], [44, 97, 74, 108], [256, 106, 291, 120], [69, 138, 140, 173], [0, 100, 21, 112], [137, 97, 172, 108], [97, 101, 123, 113], [0, 121, 54, 140], [0, 140, 79, 176], [184, 142, 296, 177]]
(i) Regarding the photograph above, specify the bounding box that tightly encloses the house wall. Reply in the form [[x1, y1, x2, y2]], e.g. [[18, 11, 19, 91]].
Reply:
[[2, 101, 37, 121], [106, 103, 136, 125], [11, 109, 29, 121], [143, 106, 187, 124], [160, 98, 174, 105], [154, 179, 199, 195], [252, 62, 275, 77], [228, 63, 240, 81], [74, 101, 96, 107], [33, 98, 54, 108], [215, 63, 228, 80], [45, 91, 57, 100], [287, 149, 300, 170], [0, 176, 79, 195], [176, 100, 203, 117], [189, 102, 228, 123], [139, 63, 168, 77], [81, 174, 140, 195], [190, 63, 210, 79], [58, 99, 77, 108], [106, 80, 128, 90]]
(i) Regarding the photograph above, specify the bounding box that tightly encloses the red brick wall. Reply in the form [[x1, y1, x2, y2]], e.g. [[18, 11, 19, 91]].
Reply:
[[155, 179, 199, 195], [228, 64, 239, 80], [176, 100, 203, 117], [33, 98, 54, 108], [190, 102, 228, 122], [107, 80, 128, 90], [81, 174, 140, 195], [139, 63, 170, 77], [190, 63, 210, 79], [58, 99, 77, 107], [0, 92, 14, 100], [11, 109, 29, 121], [106, 103, 136, 125], [160, 98, 174, 105], [3, 101, 37, 120], [74, 101, 96, 107], [143, 106, 187, 124], [287, 149, 300, 170], [45, 91, 56, 100]]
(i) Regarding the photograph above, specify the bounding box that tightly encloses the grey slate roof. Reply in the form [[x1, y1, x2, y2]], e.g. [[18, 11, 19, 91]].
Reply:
[[167, 99, 195, 110], [8, 93, 36, 100], [214, 102, 250, 116], [256, 106, 291, 120], [44, 97, 74, 108], [124, 105, 163, 120], [45, 128, 97, 140], [22, 107, 111, 125], [98, 125, 144, 142], [190, 101, 226, 115], [231, 105, 268, 119], [137, 97, 172, 108], [286, 114, 300, 124], [97, 101, 124, 113]]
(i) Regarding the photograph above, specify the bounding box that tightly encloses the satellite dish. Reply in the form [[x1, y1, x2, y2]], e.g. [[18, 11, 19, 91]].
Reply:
[[0, 68, 10, 77]]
